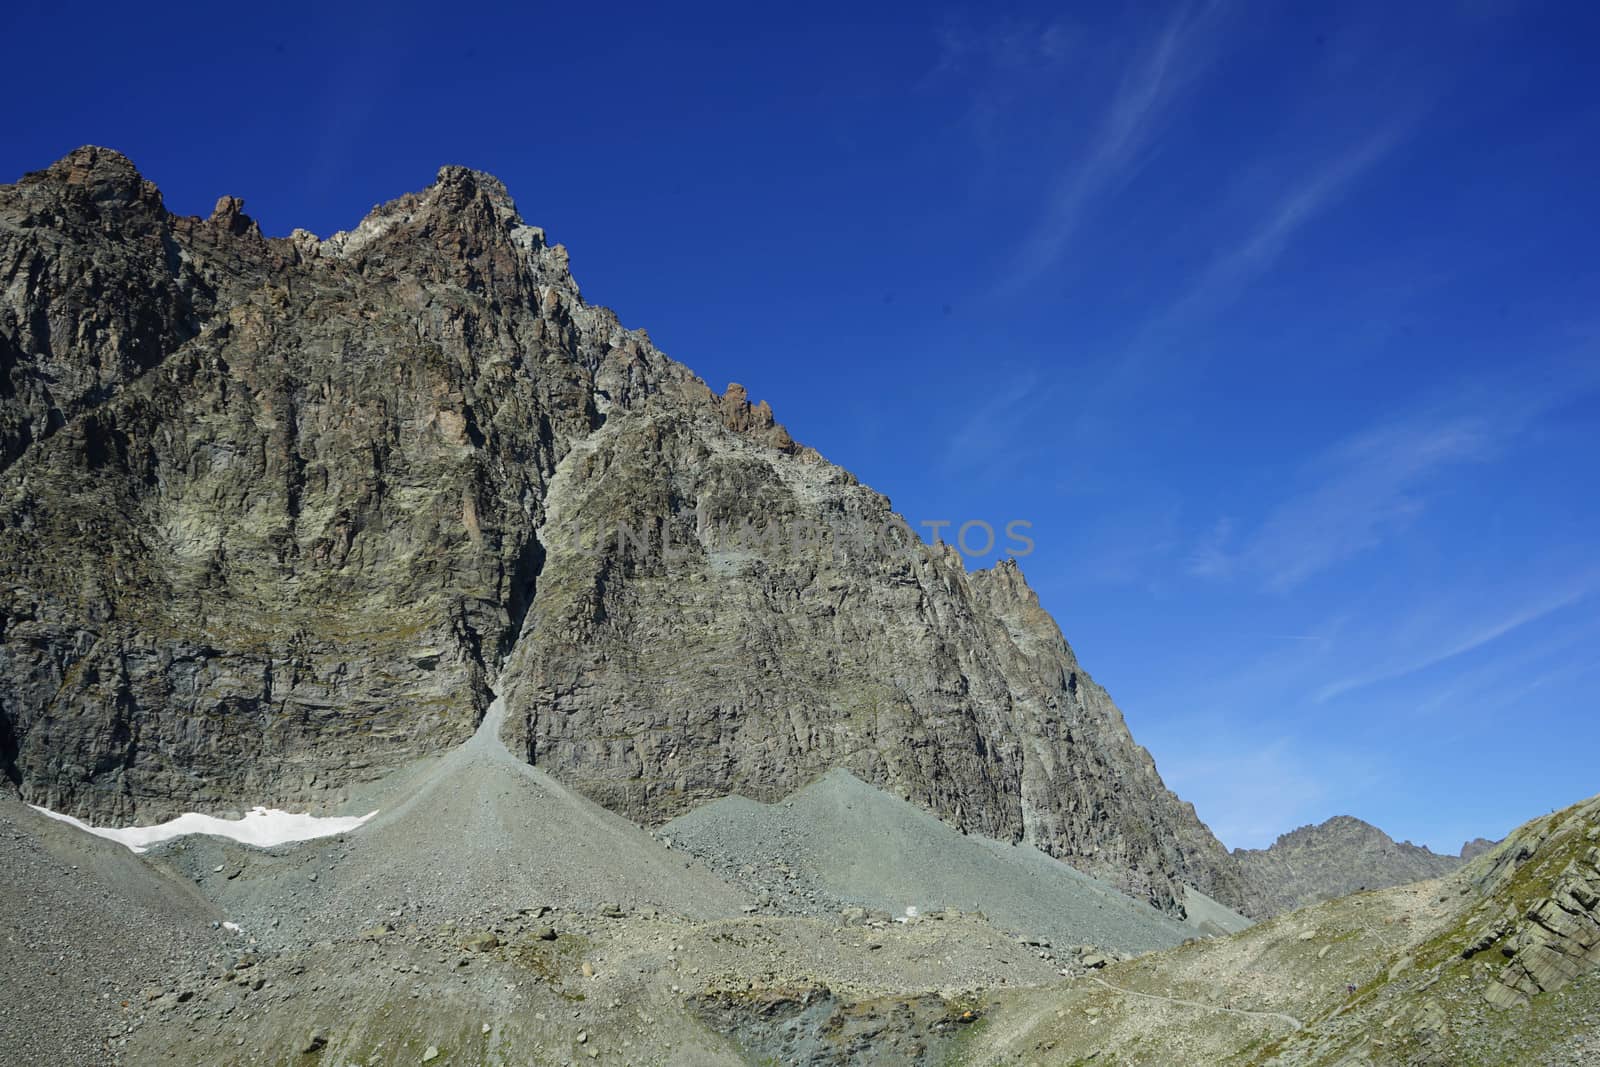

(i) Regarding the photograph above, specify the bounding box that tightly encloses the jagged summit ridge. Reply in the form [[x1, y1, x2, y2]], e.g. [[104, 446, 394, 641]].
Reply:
[[41, 145, 162, 206], [1, 148, 1247, 915], [1232, 812, 1465, 916], [1267, 814, 1440, 852]]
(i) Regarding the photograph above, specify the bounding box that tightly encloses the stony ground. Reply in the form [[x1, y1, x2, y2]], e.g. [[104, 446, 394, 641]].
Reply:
[[117, 907, 1064, 1066], [0, 697, 1110, 1065], [661, 768, 1217, 955], [3, 696, 1595, 1066], [0, 797, 222, 1065], [143, 698, 751, 957]]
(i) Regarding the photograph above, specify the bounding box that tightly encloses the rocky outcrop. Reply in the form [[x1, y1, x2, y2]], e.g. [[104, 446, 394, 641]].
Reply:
[[1460, 836, 1497, 861], [1232, 815, 1463, 917], [1459, 797, 1600, 1009], [0, 147, 213, 473], [0, 148, 1243, 914]]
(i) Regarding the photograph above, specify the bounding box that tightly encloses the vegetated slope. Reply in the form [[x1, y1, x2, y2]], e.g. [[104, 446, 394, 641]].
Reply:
[[0, 147, 1243, 914], [1233, 814, 1465, 917], [662, 767, 1240, 956], [967, 792, 1600, 1066]]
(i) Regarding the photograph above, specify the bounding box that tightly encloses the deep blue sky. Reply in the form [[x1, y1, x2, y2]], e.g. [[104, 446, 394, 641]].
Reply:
[[6, 0, 1596, 852]]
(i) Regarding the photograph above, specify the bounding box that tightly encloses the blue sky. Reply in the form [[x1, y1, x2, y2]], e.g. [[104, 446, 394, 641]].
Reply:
[[6, 0, 1596, 852]]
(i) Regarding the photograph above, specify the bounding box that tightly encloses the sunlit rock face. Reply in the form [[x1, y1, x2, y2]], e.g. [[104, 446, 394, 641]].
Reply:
[[0, 148, 1247, 915]]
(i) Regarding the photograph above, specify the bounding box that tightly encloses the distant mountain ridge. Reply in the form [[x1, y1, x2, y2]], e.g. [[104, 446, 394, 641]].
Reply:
[[1232, 814, 1469, 917]]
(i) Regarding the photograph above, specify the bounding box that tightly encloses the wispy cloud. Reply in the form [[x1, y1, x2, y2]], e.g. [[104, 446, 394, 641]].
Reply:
[[1188, 371, 1595, 591], [1408, 620, 1600, 719], [925, 13, 1082, 168], [1315, 579, 1600, 703], [940, 371, 1051, 474], [1247, 415, 1491, 590], [1185, 415, 1491, 590], [931, 15, 1076, 77], [1186, 516, 1236, 579], [1085, 117, 1423, 417], [1162, 123, 1412, 327], [1002, 2, 1227, 289]]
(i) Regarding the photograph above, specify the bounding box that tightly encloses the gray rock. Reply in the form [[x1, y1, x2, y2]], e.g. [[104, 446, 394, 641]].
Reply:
[[461, 933, 499, 952], [1232, 816, 1465, 917], [1481, 809, 1600, 1007]]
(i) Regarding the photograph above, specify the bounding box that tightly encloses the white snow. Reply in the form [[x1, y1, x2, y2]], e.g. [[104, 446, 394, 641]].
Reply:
[[28, 804, 378, 854], [221, 921, 243, 934]]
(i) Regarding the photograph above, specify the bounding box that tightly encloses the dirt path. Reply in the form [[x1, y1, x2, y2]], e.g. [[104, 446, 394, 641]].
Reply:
[[1087, 975, 1305, 1030]]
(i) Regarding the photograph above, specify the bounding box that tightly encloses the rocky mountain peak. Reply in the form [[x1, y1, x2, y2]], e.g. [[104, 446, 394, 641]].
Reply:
[[39, 145, 162, 210], [1271, 814, 1389, 848], [971, 557, 1037, 604], [1233, 812, 1464, 916], [432, 163, 518, 212], [207, 194, 261, 238], [717, 382, 798, 454], [1268, 814, 1443, 856], [311, 161, 564, 294]]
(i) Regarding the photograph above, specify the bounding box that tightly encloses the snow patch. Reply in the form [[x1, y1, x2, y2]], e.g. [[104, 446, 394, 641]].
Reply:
[[28, 804, 378, 854]]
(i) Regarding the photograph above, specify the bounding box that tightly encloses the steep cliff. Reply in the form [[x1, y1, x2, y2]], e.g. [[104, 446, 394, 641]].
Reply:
[[0, 148, 1244, 913]]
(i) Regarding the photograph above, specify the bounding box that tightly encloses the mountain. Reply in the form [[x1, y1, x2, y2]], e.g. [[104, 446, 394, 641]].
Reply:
[[0, 147, 1244, 914], [1233, 814, 1465, 917], [2, 147, 1588, 1067]]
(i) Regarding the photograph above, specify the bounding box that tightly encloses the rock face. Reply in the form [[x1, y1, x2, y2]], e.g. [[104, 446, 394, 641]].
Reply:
[[1464, 797, 1600, 1009], [0, 147, 1245, 914], [1232, 815, 1464, 917]]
